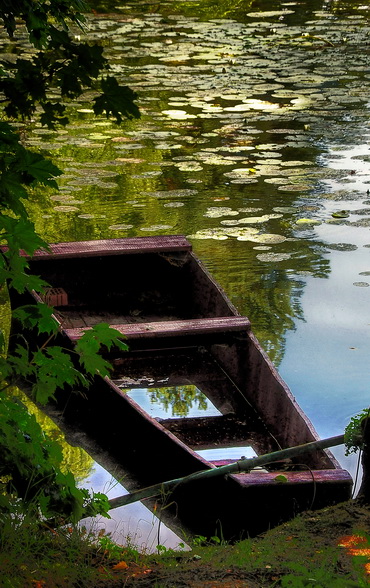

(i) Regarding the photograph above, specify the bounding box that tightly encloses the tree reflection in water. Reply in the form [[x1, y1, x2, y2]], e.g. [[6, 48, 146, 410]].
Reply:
[[149, 385, 208, 417]]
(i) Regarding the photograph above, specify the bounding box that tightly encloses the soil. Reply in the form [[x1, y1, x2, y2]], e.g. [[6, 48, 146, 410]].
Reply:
[[94, 500, 370, 587]]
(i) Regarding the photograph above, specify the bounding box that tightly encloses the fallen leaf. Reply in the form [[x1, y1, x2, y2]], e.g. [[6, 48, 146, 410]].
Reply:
[[338, 535, 367, 548], [112, 561, 128, 570]]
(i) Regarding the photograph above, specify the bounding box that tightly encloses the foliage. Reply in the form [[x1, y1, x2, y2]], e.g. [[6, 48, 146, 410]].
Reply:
[[0, 0, 138, 525], [149, 385, 208, 417], [0, 0, 140, 128], [0, 506, 114, 588], [0, 392, 110, 523], [279, 561, 361, 587], [344, 408, 370, 456]]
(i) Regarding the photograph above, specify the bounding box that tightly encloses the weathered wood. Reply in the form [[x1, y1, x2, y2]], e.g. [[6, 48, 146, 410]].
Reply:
[[107, 434, 346, 511], [8, 236, 353, 537], [158, 414, 263, 449], [21, 235, 193, 260], [64, 316, 251, 342]]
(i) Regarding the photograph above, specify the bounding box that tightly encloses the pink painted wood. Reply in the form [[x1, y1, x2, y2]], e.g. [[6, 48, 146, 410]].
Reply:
[[231, 469, 353, 487], [64, 316, 251, 341], [23, 235, 192, 260]]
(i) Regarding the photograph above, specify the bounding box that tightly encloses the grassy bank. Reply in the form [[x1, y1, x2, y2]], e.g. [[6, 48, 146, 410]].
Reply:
[[1, 500, 370, 587]]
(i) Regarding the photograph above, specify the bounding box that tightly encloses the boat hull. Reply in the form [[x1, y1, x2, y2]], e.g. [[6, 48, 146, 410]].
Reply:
[[9, 236, 352, 539]]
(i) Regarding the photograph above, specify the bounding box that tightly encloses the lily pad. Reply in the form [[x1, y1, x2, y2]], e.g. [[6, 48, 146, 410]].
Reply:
[[162, 110, 197, 120], [326, 243, 358, 251], [332, 210, 350, 218], [144, 189, 198, 198], [108, 224, 134, 230], [239, 213, 283, 224], [163, 201, 185, 208], [256, 252, 292, 262], [140, 225, 173, 231], [295, 218, 321, 225], [204, 207, 239, 218], [53, 206, 79, 212], [250, 233, 287, 244]]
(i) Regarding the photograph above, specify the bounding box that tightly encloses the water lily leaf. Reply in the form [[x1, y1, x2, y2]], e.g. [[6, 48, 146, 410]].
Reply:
[[204, 207, 239, 218], [140, 225, 173, 231], [225, 227, 259, 238], [256, 252, 292, 262], [247, 10, 294, 17], [108, 224, 134, 230], [144, 189, 198, 198], [326, 243, 358, 251], [163, 202, 185, 208], [332, 210, 350, 218], [175, 162, 203, 171], [242, 99, 280, 111], [220, 219, 240, 226], [273, 207, 298, 213], [278, 184, 311, 191], [250, 234, 287, 244], [162, 110, 197, 120], [115, 158, 146, 163], [53, 205, 79, 212], [295, 218, 321, 225], [239, 214, 283, 224]]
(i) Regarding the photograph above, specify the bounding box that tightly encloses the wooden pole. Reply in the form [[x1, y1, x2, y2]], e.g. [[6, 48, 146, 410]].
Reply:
[[107, 434, 345, 511], [357, 418, 370, 503]]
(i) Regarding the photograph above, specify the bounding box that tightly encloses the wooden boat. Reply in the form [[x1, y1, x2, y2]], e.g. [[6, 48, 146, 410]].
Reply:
[[12, 235, 352, 539]]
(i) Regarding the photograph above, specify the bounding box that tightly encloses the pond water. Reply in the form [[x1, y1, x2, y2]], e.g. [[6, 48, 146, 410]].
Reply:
[[3, 0, 370, 548]]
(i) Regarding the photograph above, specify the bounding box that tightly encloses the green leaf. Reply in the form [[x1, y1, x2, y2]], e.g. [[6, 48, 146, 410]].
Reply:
[[32, 346, 88, 404], [6, 344, 36, 381], [8, 270, 49, 295], [19, 150, 62, 187], [77, 350, 113, 379], [93, 77, 140, 124], [0, 215, 49, 255], [0, 252, 49, 293], [13, 303, 59, 335], [79, 322, 128, 351], [274, 474, 288, 483], [73, 324, 127, 377]]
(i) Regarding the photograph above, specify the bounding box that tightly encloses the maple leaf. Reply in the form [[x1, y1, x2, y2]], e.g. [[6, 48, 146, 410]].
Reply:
[[13, 303, 59, 334], [18, 149, 62, 188], [93, 77, 140, 124], [6, 344, 36, 380], [79, 323, 128, 352], [0, 215, 49, 255], [32, 347, 88, 404], [76, 350, 113, 379]]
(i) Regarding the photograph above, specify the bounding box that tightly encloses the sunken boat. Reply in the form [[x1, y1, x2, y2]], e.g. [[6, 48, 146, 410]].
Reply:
[[11, 236, 352, 539]]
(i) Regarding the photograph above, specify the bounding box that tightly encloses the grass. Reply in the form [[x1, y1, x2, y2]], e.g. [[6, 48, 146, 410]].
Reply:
[[1, 500, 370, 586]]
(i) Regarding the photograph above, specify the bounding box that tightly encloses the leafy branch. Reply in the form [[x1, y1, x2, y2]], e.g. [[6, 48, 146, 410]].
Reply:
[[0, 0, 138, 525], [344, 408, 370, 455]]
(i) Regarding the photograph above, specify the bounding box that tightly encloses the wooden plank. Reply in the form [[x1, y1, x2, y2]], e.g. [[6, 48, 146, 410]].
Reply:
[[64, 316, 251, 341], [231, 469, 353, 487], [19, 235, 192, 260], [159, 414, 264, 449]]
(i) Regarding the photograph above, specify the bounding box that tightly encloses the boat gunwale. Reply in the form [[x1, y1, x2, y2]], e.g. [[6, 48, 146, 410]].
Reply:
[[18, 235, 193, 260]]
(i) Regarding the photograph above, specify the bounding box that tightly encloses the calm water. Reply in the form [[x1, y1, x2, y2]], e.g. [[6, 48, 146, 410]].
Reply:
[[4, 0, 370, 546]]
